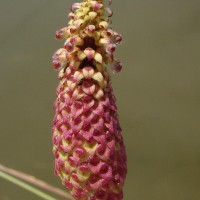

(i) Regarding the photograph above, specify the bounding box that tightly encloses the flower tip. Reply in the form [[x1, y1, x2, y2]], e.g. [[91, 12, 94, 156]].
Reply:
[[70, 3, 80, 12], [112, 61, 122, 73]]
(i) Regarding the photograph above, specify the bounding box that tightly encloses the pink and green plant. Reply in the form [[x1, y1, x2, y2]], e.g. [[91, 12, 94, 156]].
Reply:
[[52, 0, 127, 199]]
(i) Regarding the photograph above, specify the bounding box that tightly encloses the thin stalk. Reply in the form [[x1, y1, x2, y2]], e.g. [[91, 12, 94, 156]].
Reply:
[[0, 171, 58, 200], [0, 164, 72, 199]]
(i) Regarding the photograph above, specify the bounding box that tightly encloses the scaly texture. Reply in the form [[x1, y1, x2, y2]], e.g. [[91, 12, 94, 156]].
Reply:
[[52, 0, 127, 199]]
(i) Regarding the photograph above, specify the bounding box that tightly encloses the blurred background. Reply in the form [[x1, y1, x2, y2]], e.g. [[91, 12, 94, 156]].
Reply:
[[0, 0, 200, 199]]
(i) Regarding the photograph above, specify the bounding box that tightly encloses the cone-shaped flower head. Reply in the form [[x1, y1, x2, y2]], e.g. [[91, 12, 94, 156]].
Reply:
[[52, 0, 127, 199]]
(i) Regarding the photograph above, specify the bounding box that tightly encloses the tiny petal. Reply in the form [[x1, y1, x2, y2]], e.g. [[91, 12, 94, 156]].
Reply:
[[89, 11, 97, 20], [108, 44, 116, 53], [106, 7, 113, 17], [86, 25, 96, 35], [99, 21, 109, 29], [94, 53, 103, 63], [90, 1, 103, 12], [94, 88, 104, 99], [70, 36, 84, 46], [73, 71, 84, 82], [99, 38, 111, 45], [55, 27, 69, 40], [74, 19, 84, 28], [82, 66, 95, 79], [112, 60, 122, 73], [64, 42, 73, 51], [82, 7, 90, 15], [82, 80, 96, 95], [84, 48, 95, 61], [52, 48, 67, 69], [68, 12, 75, 19], [76, 12, 84, 18], [93, 72, 104, 86], [70, 3, 80, 12], [77, 51, 86, 61]]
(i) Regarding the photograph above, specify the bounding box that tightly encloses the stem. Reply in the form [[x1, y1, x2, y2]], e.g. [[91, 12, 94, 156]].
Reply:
[[0, 164, 73, 200], [0, 171, 58, 200]]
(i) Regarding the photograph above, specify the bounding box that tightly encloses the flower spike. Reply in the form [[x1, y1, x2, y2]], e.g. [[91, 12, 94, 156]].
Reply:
[[52, 0, 127, 200]]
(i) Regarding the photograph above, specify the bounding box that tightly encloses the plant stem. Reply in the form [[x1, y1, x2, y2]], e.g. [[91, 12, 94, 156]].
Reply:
[[0, 164, 72, 199], [0, 171, 58, 200]]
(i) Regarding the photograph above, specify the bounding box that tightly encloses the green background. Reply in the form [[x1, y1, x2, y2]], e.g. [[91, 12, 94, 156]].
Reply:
[[0, 0, 200, 199]]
